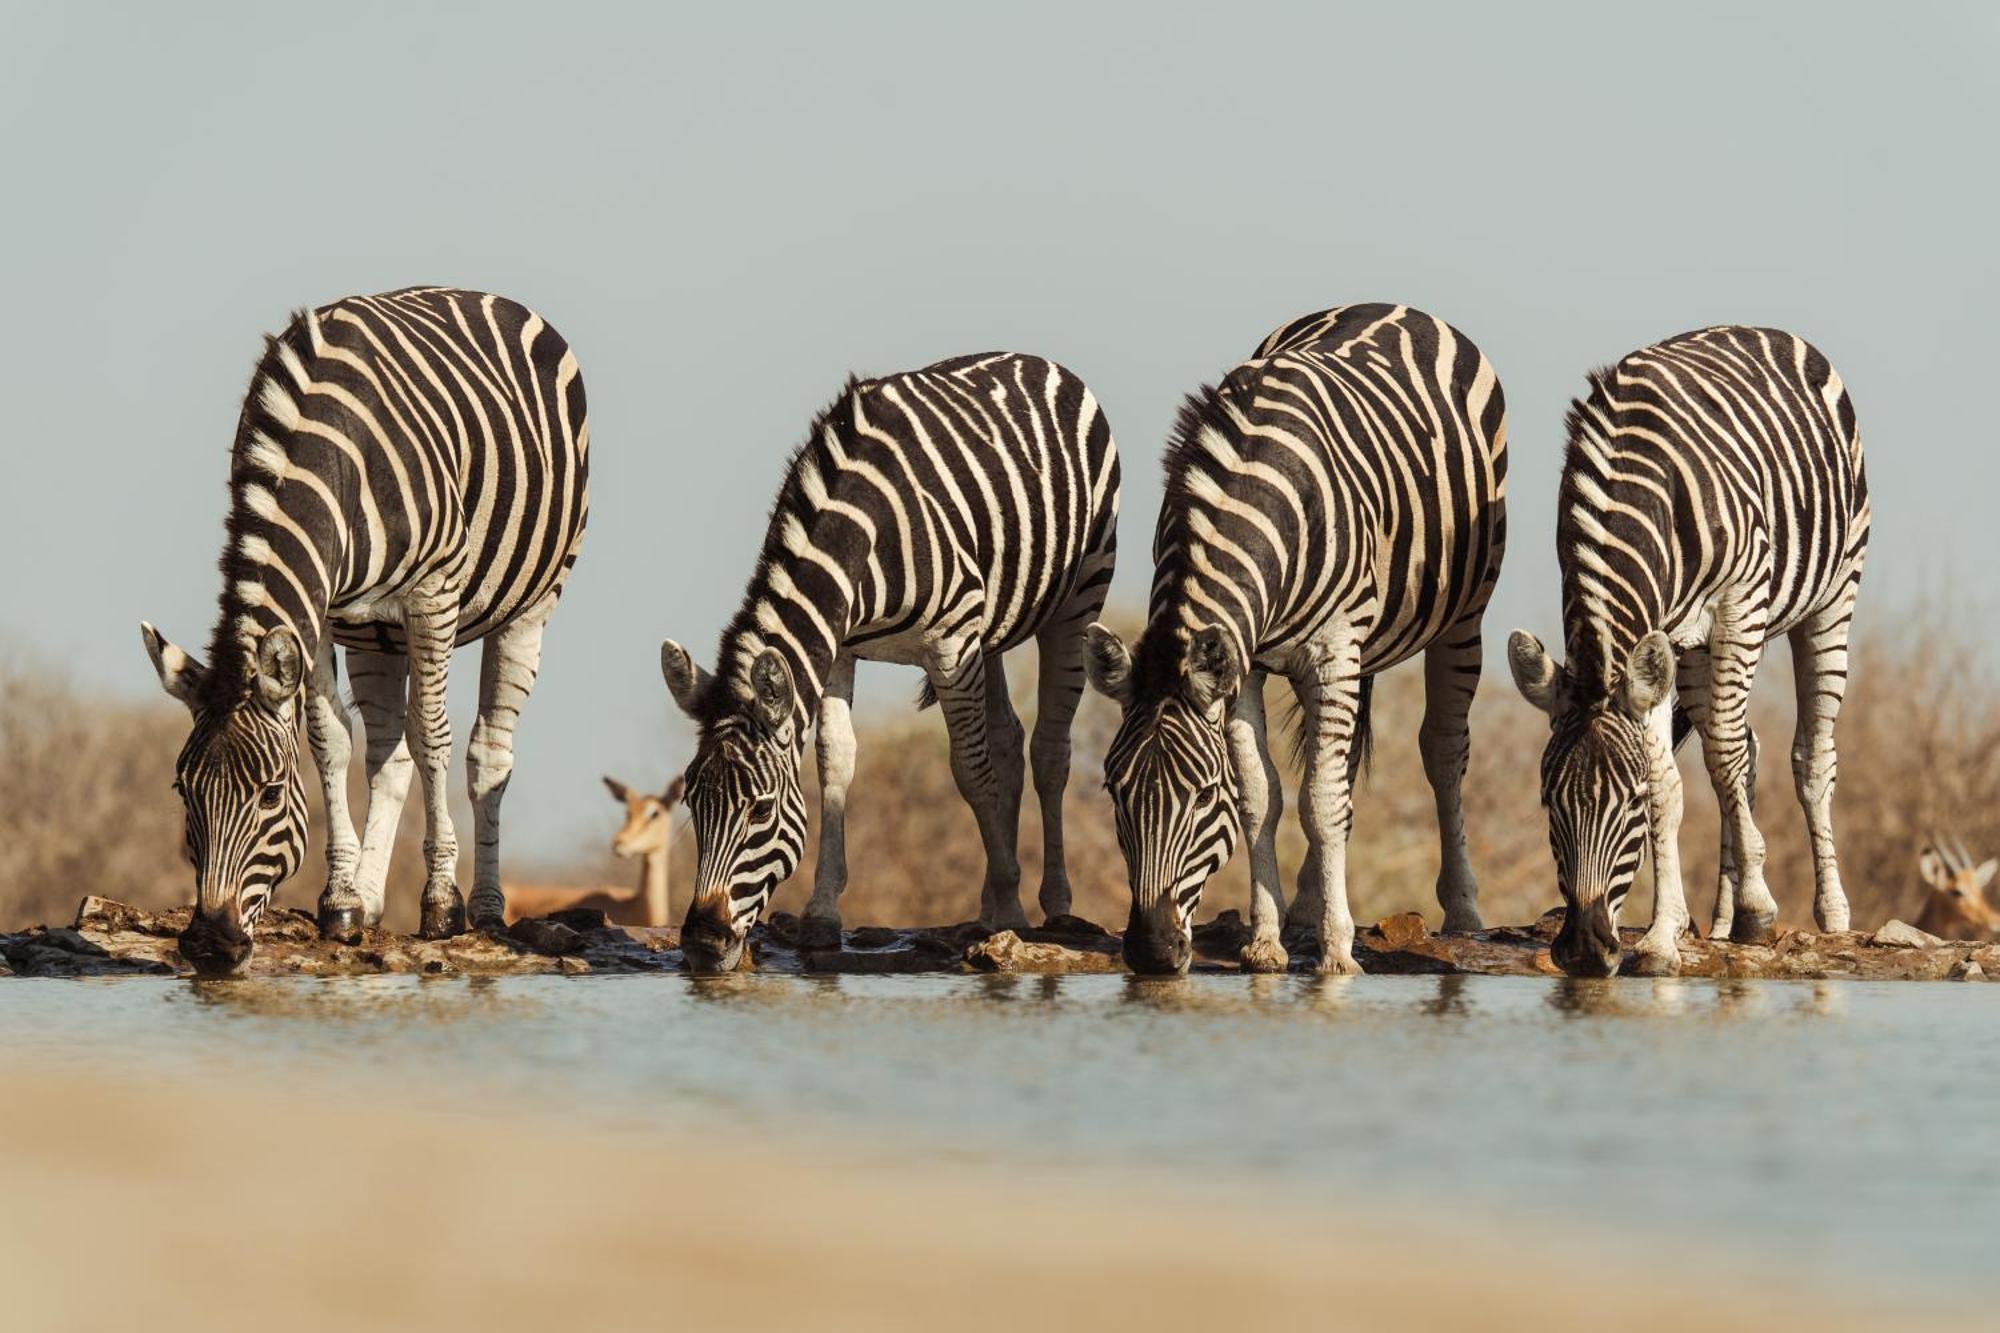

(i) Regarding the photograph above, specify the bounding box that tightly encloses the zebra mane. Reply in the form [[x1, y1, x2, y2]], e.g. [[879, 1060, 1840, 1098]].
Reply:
[[200, 310, 317, 710], [696, 375, 870, 727]]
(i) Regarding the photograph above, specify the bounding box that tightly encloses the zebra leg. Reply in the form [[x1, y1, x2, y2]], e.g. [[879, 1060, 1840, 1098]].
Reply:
[[404, 591, 466, 940], [1702, 614, 1777, 943], [800, 652, 857, 951], [926, 646, 1028, 933], [464, 601, 553, 932], [1790, 602, 1855, 932], [1675, 645, 1738, 940], [1419, 625, 1483, 932], [1226, 671, 1289, 972], [1292, 635, 1366, 975], [1632, 700, 1691, 975], [1029, 614, 1092, 922], [305, 640, 364, 941], [347, 648, 414, 929]]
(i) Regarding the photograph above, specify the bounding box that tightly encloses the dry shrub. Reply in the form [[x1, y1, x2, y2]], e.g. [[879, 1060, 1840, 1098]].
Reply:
[[3, 599, 1992, 937], [0, 656, 440, 932]]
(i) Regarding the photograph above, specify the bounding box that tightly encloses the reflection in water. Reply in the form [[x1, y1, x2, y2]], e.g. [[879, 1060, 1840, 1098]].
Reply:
[[1421, 973, 1470, 1018], [183, 972, 533, 1026]]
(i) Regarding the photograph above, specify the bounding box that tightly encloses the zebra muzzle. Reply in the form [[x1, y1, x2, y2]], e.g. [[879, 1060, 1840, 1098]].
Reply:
[[177, 911, 255, 977], [1551, 898, 1621, 978], [1122, 903, 1192, 976]]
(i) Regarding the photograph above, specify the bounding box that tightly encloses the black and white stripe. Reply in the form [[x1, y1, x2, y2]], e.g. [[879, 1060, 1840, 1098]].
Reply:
[[1508, 325, 1869, 977], [661, 352, 1120, 972], [142, 286, 590, 971], [1087, 304, 1509, 974]]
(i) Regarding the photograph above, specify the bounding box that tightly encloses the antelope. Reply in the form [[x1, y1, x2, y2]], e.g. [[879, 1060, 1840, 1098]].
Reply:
[[1914, 834, 2000, 941], [503, 777, 684, 927]]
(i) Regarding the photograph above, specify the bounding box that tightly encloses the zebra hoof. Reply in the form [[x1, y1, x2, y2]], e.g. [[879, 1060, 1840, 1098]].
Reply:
[[798, 915, 842, 951], [1729, 912, 1777, 946], [1239, 939, 1290, 974], [1314, 949, 1363, 977], [1628, 946, 1681, 977], [318, 904, 365, 945], [419, 895, 466, 940]]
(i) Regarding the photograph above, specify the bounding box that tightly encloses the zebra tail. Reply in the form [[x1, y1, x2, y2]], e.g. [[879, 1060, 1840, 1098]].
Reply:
[[1280, 674, 1374, 777]]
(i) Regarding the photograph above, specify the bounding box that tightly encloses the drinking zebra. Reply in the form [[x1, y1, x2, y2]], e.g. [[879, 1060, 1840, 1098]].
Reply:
[[1508, 326, 1869, 977], [1084, 304, 1509, 974], [660, 353, 1119, 973], [140, 287, 590, 973]]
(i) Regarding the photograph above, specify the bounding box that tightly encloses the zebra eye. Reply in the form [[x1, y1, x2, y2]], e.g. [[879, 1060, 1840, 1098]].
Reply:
[[258, 782, 286, 810], [751, 796, 777, 823]]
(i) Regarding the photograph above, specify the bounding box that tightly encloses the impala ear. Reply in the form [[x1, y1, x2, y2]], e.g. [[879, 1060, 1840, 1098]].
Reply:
[[660, 639, 710, 717], [1918, 845, 1949, 890], [1083, 623, 1134, 707], [1184, 624, 1241, 712], [1620, 631, 1674, 720], [748, 649, 796, 731], [1975, 860, 1998, 892], [662, 774, 686, 807], [253, 626, 305, 710], [603, 775, 632, 803], [1507, 630, 1561, 715], [140, 621, 206, 708]]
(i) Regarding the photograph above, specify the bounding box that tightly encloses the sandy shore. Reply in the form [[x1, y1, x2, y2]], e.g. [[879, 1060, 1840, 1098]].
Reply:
[[0, 1064, 1945, 1332]]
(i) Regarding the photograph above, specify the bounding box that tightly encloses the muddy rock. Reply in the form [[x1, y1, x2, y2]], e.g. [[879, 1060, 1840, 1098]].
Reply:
[[965, 930, 1122, 974], [1870, 920, 1946, 949], [1376, 912, 1429, 950], [508, 918, 587, 957]]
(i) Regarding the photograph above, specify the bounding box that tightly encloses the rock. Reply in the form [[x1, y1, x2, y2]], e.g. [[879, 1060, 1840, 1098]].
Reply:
[[964, 930, 1121, 975], [1531, 906, 1566, 941], [74, 896, 164, 936], [1870, 920, 1945, 949], [1950, 958, 1985, 982], [1036, 914, 1114, 941], [1375, 912, 1429, 950], [847, 926, 903, 949], [557, 956, 592, 976], [1191, 910, 1248, 956], [545, 907, 609, 932], [761, 912, 801, 947], [508, 918, 585, 957]]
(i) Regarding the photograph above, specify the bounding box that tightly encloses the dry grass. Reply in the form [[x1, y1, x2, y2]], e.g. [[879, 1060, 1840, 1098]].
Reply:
[[3, 602, 1995, 936]]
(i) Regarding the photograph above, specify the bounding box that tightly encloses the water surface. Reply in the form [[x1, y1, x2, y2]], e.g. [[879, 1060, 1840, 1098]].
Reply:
[[8, 973, 1994, 1280]]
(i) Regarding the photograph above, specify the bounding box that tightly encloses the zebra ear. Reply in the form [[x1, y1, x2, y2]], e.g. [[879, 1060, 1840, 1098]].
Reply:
[[1620, 631, 1674, 719], [140, 622, 206, 708], [1507, 630, 1561, 715], [749, 649, 796, 732], [603, 775, 632, 803], [660, 640, 711, 717], [253, 626, 305, 709], [1185, 625, 1241, 712], [1083, 623, 1134, 707]]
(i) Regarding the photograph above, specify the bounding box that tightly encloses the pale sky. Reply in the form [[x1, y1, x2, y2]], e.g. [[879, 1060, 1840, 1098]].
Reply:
[[3, 2, 1995, 853]]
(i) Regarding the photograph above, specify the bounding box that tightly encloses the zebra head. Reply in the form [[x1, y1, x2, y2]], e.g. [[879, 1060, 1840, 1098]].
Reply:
[[139, 621, 311, 977], [1508, 628, 1675, 977], [1085, 622, 1244, 975], [660, 639, 807, 974]]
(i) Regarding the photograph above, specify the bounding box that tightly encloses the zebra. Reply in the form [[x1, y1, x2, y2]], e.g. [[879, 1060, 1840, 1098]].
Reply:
[[659, 352, 1120, 973], [1084, 304, 1509, 975], [139, 286, 590, 974], [1507, 326, 1868, 977]]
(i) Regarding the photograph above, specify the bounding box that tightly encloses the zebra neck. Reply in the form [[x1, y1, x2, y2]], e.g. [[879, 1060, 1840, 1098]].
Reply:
[[208, 475, 348, 689], [1146, 562, 1264, 670], [715, 546, 862, 731]]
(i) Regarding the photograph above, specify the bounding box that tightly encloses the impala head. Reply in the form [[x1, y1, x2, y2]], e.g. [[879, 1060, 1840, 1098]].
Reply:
[[660, 639, 807, 973], [1085, 621, 1244, 975], [1509, 627, 1675, 978], [604, 774, 685, 859], [140, 621, 311, 977], [1915, 834, 2000, 941]]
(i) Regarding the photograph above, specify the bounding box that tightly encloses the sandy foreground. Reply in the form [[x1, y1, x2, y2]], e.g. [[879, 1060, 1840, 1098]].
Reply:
[[0, 1065, 1945, 1333]]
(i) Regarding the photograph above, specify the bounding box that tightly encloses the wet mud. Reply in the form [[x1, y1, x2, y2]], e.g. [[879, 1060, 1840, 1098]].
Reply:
[[2, 896, 1994, 981]]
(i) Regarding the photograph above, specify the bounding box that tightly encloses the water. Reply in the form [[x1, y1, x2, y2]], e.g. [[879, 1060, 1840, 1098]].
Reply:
[[7, 972, 1996, 1280]]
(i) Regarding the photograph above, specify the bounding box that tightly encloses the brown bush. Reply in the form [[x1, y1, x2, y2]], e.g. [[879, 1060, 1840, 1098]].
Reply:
[[3, 603, 1993, 937]]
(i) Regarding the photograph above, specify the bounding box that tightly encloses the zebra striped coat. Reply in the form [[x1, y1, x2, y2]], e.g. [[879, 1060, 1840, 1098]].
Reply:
[[660, 353, 1119, 972], [1508, 326, 1868, 977], [1086, 304, 1508, 974], [141, 287, 589, 971]]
